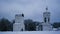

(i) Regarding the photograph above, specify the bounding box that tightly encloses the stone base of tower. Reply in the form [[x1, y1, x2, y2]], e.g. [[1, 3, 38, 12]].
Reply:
[[13, 23, 25, 31], [42, 23, 52, 31]]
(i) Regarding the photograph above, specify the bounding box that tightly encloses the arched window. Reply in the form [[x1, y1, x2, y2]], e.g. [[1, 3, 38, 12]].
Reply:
[[44, 18, 46, 23]]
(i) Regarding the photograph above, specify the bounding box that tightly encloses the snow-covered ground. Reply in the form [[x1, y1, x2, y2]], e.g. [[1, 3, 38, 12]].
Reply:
[[0, 31, 60, 34]]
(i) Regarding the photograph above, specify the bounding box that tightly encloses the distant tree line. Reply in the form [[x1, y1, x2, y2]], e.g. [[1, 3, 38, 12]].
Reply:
[[24, 19, 36, 31], [53, 22, 60, 28], [0, 18, 13, 31], [0, 18, 60, 31], [0, 18, 37, 31]]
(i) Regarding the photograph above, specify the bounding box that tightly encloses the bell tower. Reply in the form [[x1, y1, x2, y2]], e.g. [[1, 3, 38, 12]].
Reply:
[[42, 7, 52, 31], [43, 7, 50, 23]]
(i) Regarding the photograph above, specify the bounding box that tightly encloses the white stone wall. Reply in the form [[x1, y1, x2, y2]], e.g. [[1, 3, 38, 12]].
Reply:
[[13, 14, 25, 31], [42, 23, 52, 31]]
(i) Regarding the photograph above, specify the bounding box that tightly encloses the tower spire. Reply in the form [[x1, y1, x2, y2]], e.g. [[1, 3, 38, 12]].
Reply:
[[45, 0, 48, 12], [46, 6, 48, 12]]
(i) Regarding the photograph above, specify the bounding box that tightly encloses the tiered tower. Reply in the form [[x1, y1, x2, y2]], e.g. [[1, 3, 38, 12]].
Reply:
[[43, 7, 50, 23], [42, 7, 52, 31]]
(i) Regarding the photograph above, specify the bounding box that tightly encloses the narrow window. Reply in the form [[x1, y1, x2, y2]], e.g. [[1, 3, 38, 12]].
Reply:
[[44, 18, 46, 23]]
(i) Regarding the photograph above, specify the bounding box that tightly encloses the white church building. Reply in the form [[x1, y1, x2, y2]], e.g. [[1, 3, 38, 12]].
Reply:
[[13, 7, 53, 31], [13, 13, 25, 31], [42, 7, 52, 31], [36, 7, 52, 31]]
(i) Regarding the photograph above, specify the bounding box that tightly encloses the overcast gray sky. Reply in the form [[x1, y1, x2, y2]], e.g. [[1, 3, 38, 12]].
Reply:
[[0, 0, 60, 22]]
